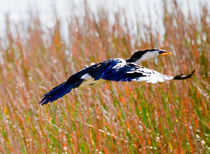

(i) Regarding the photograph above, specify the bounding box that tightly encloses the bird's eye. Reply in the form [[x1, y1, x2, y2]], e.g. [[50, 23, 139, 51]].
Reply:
[[159, 51, 164, 54]]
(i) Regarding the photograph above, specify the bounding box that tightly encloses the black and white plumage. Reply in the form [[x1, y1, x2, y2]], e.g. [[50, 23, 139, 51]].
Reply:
[[39, 49, 195, 105]]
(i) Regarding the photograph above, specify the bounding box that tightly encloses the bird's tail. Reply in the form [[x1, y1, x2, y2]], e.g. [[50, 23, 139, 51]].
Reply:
[[39, 82, 74, 105], [173, 69, 195, 80]]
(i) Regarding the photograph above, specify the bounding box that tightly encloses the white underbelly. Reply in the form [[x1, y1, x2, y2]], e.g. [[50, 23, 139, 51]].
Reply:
[[79, 73, 106, 88], [79, 78, 106, 88]]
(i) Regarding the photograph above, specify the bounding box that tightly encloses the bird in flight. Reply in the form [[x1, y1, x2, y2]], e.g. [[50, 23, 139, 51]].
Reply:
[[39, 49, 195, 105]]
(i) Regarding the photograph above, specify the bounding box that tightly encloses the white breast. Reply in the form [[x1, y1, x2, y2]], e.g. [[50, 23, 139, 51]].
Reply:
[[81, 73, 92, 80]]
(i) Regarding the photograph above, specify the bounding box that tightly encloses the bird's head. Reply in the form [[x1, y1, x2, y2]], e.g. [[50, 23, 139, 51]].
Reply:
[[126, 49, 172, 63]]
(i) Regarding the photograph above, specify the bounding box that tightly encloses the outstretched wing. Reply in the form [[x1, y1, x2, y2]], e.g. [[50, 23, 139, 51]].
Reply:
[[39, 59, 194, 105], [101, 63, 195, 84], [39, 59, 120, 105]]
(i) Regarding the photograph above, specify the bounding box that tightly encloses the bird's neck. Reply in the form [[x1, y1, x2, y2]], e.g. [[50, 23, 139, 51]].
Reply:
[[126, 52, 155, 63]]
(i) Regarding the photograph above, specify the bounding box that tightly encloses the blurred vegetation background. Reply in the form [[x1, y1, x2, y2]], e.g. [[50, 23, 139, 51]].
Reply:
[[0, 0, 209, 153]]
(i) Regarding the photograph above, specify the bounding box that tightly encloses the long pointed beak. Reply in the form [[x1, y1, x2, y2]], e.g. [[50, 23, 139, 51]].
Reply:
[[159, 51, 173, 57]]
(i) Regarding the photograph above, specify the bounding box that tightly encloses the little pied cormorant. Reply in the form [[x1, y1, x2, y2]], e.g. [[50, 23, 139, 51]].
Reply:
[[39, 49, 195, 105]]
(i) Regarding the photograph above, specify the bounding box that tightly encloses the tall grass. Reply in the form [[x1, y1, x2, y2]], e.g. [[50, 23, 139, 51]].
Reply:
[[0, 1, 209, 153]]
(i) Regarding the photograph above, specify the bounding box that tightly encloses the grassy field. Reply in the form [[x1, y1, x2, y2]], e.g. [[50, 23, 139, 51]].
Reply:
[[0, 1, 209, 153]]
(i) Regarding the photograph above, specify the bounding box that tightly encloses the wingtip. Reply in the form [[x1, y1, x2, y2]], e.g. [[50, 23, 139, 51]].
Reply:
[[39, 100, 51, 105], [39, 98, 44, 105], [39, 95, 52, 105], [39, 101, 46, 106], [39, 98, 48, 105]]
